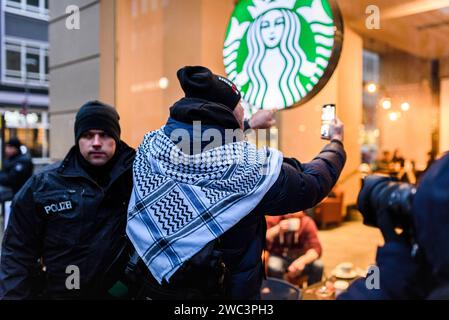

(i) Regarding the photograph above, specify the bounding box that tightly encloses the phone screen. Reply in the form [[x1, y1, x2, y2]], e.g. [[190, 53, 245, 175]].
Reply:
[[321, 104, 336, 140]]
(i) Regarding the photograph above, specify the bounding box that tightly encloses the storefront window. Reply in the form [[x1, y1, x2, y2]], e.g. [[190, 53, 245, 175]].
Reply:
[[361, 43, 439, 179], [3, 111, 49, 159]]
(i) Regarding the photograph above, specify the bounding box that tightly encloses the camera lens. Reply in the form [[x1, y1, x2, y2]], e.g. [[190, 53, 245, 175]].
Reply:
[[357, 175, 416, 229]]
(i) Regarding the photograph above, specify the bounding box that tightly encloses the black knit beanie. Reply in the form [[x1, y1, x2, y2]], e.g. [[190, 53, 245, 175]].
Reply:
[[6, 137, 22, 150], [177, 66, 241, 110], [74, 100, 121, 144]]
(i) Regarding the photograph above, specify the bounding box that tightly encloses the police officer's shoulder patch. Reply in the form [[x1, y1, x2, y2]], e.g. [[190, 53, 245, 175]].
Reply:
[[15, 163, 24, 172]]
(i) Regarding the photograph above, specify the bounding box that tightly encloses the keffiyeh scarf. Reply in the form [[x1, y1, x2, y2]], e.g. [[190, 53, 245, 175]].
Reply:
[[126, 128, 283, 284]]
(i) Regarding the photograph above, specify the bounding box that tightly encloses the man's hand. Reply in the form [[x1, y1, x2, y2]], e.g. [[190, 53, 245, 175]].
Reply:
[[377, 208, 411, 244], [287, 258, 306, 277], [248, 109, 276, 129], [329, 118, 344, 142]]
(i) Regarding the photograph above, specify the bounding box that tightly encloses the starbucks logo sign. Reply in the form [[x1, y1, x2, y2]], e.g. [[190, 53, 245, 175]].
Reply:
[[223, 0, 343, 114]]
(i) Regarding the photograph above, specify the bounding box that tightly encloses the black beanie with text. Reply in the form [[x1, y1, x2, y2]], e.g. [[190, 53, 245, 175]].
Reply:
[[177, 66, 241, 110]]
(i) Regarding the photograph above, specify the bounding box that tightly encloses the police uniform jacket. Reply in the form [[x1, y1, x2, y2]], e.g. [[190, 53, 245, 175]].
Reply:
[[0, 153, 34, 194], [0, 142, 135, 299]]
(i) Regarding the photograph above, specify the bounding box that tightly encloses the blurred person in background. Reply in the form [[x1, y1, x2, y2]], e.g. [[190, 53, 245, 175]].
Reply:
[[0, 137, 33, 194], [373, 150, 392, 173], [392, 149, 405, 169], [266, 212, 323, 286]]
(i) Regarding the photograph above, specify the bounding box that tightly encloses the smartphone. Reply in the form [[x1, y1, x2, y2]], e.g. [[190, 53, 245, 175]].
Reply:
[[321, 104, 336, 140]]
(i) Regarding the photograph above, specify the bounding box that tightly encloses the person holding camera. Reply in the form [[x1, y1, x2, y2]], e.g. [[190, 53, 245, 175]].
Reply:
[[339, 152, 449, 300]]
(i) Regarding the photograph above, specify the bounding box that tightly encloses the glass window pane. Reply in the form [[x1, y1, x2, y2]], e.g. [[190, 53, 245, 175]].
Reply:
[[45, 55, 49, 75], [27, 0, 39, 7], [6, 50, 21, 71], [45, 0, 48, 9], [6, 0, 21, 9], [26, 53, 40, 73]]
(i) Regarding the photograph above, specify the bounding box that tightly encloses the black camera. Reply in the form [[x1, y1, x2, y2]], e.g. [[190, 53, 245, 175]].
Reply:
[[357, 175, 417, 229]]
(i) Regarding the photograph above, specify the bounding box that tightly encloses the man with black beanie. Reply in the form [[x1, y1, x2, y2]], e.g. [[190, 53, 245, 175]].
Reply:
[[0, 100, 135, 299], [126, 66, 346, 300], [174, 65, 277, 131]]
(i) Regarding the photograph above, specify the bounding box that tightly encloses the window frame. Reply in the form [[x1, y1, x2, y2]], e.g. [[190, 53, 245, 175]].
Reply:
[[2, 36, 49, 87], [5, 42, 22, 79], [4, 0, 49, 21]]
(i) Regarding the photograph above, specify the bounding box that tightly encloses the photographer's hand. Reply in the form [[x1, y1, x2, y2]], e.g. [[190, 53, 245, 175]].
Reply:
[[377, 208, 410, 244], [340, 210, 424, 300]]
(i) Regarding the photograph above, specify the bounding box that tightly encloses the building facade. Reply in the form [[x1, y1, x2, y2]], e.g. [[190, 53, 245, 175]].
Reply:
[[0, 0, 49, 162], [48, 0, 364, 212], [48, 0, 449, 213]]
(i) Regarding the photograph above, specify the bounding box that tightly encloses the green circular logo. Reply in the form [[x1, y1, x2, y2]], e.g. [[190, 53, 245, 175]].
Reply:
[[223, 0, 343, 114]]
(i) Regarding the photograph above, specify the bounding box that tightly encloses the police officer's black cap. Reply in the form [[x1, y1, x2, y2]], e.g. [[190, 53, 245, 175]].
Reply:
[[6, 137, 22, 150], [74, 100, 121, 144]]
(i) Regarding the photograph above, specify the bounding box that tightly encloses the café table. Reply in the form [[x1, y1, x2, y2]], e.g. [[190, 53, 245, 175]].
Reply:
[[301, 276, 361, 300]]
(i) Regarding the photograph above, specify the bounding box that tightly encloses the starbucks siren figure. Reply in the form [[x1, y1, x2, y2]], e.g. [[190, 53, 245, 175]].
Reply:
[[224, 0, 335, 114], [236, 8, 315, 109]]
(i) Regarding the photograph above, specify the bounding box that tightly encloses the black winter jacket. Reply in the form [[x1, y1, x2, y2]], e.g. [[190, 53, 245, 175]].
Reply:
[[219, 141, 346, 299], [0, 142, 135, 299]]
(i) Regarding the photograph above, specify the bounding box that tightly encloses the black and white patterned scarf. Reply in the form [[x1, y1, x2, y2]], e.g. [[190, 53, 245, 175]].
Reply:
[[126, 128, 283, 283]]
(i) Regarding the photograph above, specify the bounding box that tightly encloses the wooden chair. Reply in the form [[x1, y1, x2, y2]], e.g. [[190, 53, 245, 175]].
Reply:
[[314, 189, 344, 229], [262, 250, 269, 275]]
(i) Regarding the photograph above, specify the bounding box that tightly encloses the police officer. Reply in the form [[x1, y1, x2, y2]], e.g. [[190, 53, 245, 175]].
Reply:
[[0, 137, 33, 194], [0, 101, 135, 299]]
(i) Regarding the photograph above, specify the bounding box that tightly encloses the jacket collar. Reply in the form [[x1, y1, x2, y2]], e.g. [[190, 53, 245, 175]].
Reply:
[[163, 117, 244, 155], [169, 97, 241, 129], [57, 141, 135, 188]]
